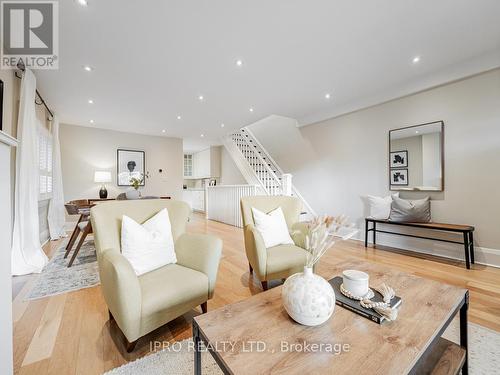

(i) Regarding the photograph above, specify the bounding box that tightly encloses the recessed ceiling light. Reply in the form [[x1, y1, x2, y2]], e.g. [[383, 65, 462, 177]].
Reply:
[[83, 65, 93, 72], [162, 129, 166, 133], [236, 59, 243, 67], [220, 123, 225, 128], [89, 119, 94, 124], [415, 130, 419, 134], [200, 134, 205, 138], [325, 93, 331, 100], [249, 107, 254, 112], [412, 56, 421, 64], [76, 0, 88, 6], [198, 95, 204, 101], [177, 115, 182, 120], [88, 99, 94, 104]]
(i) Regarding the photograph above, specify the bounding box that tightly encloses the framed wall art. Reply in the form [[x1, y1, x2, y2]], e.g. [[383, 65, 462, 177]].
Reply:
[[117, 149, 145, 186]]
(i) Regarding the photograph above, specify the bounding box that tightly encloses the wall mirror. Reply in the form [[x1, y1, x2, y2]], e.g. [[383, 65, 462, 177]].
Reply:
[[389, 121, 444, 191]]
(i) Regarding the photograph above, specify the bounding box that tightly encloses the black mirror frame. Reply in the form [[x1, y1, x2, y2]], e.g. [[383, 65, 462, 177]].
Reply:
[[388, 120, 444, 192]]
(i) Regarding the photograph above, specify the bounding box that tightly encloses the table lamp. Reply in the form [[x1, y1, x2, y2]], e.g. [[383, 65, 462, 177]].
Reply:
[[94, 171, 112, 198]]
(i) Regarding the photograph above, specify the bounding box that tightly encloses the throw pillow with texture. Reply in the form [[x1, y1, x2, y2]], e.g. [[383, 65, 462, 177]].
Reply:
[[390, 196, 431, 222], [366, 193, 399, 220], [251, 207, 294, 249], [121, 208, 176, 275]]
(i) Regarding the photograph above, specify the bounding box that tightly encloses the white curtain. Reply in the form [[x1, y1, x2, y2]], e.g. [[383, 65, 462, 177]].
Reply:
[[47, 115, 66, 239], [11, 69, 48, 275]]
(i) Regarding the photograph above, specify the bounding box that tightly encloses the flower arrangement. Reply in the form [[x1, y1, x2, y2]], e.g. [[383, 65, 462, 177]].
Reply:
[[129, 172, 149, 190], [303, 215, 352, 268], [283, 214, 354, 326]]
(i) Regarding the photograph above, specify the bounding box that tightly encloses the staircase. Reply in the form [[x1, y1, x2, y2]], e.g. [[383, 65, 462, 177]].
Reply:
[[223, 127, 316, 219]]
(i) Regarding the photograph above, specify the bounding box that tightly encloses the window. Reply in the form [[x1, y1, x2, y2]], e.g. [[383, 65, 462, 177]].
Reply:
[[184, 154, 193, 177], [38, 123, 53, 200]]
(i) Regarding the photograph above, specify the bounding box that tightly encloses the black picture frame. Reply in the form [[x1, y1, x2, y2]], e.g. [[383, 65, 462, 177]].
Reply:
[[117, 149, 146, 186], [0, 80, 4, 132], [390, 169, 409, 186], [390, 150, 408, 168]]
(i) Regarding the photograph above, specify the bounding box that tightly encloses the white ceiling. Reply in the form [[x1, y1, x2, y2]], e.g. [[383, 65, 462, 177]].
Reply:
[[35, 0, 500, 150]]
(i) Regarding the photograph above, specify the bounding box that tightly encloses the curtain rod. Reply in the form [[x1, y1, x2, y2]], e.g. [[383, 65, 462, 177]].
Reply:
[[14, 61, 54, 120]]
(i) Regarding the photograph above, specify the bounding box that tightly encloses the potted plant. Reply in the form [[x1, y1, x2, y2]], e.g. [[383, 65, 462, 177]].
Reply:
[[126, 172, 149, 199]]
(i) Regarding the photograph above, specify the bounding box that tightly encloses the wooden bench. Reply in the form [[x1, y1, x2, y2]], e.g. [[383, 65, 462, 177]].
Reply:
[[365, 218, 475, 269]]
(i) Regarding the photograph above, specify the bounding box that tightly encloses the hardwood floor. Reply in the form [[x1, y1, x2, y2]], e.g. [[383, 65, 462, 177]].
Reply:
[[12, 214, 500, 374]]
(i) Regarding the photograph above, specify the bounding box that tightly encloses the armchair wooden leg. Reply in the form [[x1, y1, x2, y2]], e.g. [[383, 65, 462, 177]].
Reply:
[[201, 302, 207, 314], [249, 263, 253, 274], [125, 339, 138, 353], [261, 281, 268, 291]]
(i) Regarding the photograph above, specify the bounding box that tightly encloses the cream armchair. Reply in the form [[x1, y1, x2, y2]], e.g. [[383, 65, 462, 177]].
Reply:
[[90, 200, 222, 352], [240, 196, 310, 291]]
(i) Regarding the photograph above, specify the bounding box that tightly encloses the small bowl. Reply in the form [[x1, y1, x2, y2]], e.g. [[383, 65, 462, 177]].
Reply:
[[342, 270, 369, 297]]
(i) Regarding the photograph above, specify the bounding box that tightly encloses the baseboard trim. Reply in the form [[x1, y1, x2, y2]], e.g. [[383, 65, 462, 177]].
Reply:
[[350, 230, 500, 269]]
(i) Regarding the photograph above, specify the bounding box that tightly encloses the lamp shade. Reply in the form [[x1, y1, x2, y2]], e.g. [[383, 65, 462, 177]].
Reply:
[[94, 171, 112, 183]]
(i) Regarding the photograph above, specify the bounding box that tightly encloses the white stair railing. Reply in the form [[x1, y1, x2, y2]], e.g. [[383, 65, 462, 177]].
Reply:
[[242, 127, 316, 218], [224, 127, 316, 219], [227, 131, 283, 196]]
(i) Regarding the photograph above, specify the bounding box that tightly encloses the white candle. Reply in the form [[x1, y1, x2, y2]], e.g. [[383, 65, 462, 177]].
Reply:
[[342, 270, 369, 297]]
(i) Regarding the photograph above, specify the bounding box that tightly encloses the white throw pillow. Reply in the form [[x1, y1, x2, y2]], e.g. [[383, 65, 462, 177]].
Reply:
[[366, 193, 399, 220], [251, 207, 294, 249], [121, 208, 176, 275]]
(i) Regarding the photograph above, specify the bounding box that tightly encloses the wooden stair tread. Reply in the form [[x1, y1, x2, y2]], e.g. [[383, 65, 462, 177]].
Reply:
[[412, 338, 466, 375]]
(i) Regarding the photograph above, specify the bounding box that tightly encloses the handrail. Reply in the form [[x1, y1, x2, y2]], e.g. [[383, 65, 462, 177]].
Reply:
[[242, 126, 284, 175], [232, 131, 282, 196], [239, 132, 282, 188], [222, 135, 264, 190], [238, 128, 317, 217]]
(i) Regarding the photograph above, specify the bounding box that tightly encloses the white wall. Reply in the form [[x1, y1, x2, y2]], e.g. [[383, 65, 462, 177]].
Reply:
[[60, 124, 183, 202], [249, 69, 500, 266], [219, 146, 246, 185]]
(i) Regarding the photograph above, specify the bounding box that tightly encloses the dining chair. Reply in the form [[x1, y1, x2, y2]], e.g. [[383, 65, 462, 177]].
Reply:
[[67, 220, 93, 267], [64, 199, 92, 267]]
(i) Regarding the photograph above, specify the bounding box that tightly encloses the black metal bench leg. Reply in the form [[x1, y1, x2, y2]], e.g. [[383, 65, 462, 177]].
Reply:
[[364, 219, 369, 247], [463, 232, 470, 269], [460, 292, 469, 375], [372, 221, 376, 247], [469, 231, 475, 264]]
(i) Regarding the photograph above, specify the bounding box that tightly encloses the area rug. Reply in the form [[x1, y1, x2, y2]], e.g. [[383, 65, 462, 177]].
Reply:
[[105, 320, 500, 374], [26, 239, 100, 300], [105, 340, 221, 375]]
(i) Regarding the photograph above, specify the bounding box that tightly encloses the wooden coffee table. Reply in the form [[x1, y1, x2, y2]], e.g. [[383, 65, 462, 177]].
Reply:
[[193, 260, 468, 375]]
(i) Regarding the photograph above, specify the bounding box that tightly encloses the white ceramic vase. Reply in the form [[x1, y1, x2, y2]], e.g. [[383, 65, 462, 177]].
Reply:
[[282, 266, 335, 326], [126, 189, 140, 200]]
